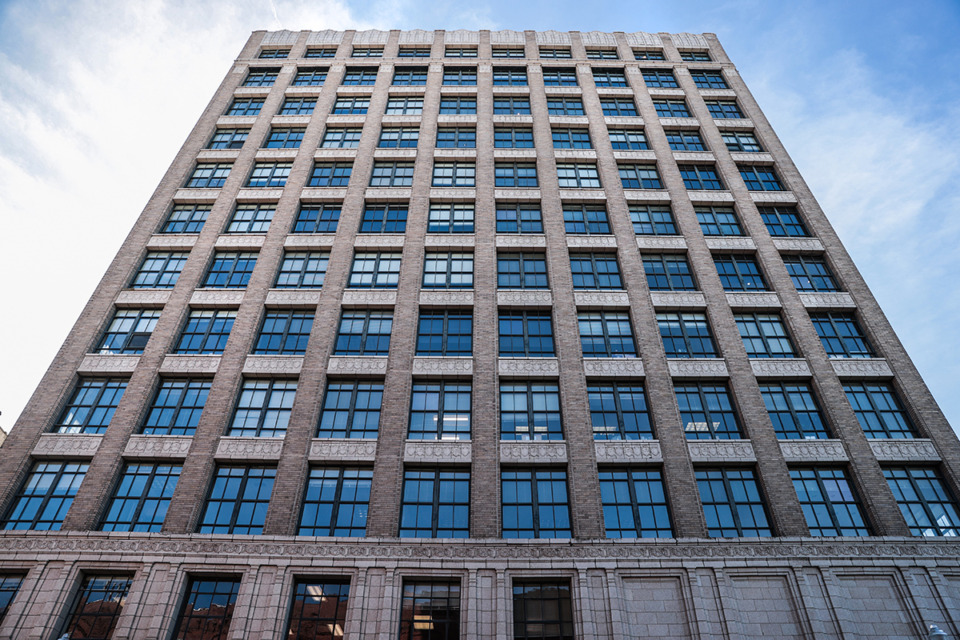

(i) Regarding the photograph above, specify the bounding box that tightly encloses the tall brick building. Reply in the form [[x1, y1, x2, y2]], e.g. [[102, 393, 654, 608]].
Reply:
[[1, 27, 959, 639]]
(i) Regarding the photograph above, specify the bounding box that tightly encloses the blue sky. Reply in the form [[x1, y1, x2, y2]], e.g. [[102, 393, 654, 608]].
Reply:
[[1, 0, 958, 432]]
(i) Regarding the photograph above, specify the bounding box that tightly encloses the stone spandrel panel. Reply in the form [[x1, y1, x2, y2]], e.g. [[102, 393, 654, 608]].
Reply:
[[215, 235, 266, 249], [494, 189, 541, 200], [613, 150, 657, 162], [649, 291, 707, 308], [772, 237, 825, 252], [353, 235, 405, 250], [495, 235, 546, 249], [704, 236, 756, 251], [32, 434, 103, 459], [725, 292, 781, 308], [573, 291, 631, 308], [658, 117, 700, 129], [798, 292, 857, 309], [698, 89, 738, 99], [750, 359, 811, 378], [621, 577, 693, 640], [215, 437, 284, 461], [412, 357, 474, 377], [146, 234, 198, 250], [327, 356, 389, 375], [829, 359, 893, 378], [197, 149, 242, 162], [424, 235, 476, 248], [779, 439, 848, 463], [582, 358, 645, 377], [124, 435, 193, 459], [341, 290, 397, 307], [729, 151, 774, 164], [419, 290, 475, 307], [623, 190, 671, 203], [498, 358, 559, 377], [869, 439, 940, 462], [672, 151, 716, 163], [497, 290, 553, 308], [77, 354, 140, 374], [594, 440, 662, 463], [688, 192, 735, 203], [636, 236, 687, 251], [687, 440, 757, 462], [309, 439, 378, 462], [668, 359, 728, 378], [216, 116, 258, 128], [160, 355, 221, 375], [566, 236, 617, 249], [500, 441, 568, 464], [242, 355, 304, 376], [190, 290, 245, 307], [404, 441, 472, 464], [749, 191, 797, 204], [264, 290, 322, 308], [302, 187, 350, 200], [115, 290, 171, 307], [649, 88, 687, 99]]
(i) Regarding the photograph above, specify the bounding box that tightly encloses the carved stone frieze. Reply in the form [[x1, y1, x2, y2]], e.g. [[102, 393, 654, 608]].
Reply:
[[533, 30, 569, 44], [432, 149, 478, 160], [672, 151, 716, 163], [626, 32, 663, 47], [498, 358, 559, 377], [566, 236, 617, 249], [596, 88, 633, 97], [495, 235, 546, 248], [649, 291, 706, 308], [353, 235, 405, 249], [263, 290, 321, 308], [78, 354, 140, 374], [724, 292, 781, 308], [798, 292, 856, 309], [714, 117, 755, 129], [341, 290, 397, 307], [284, 86, 323, 97], [649, 88, 686, 98], [869, 439, 940, 462], [730, 151, 774, 164], [500, 441, 567, 463], [352, 29, 389, 44], [671, 33, 709, 48], [146, 234, 198, 249], [235, 188, 283, 201], [448, 29, 482, 43], [668, 359, 728, 378], [636, 236, 687, 250], [233, 86, 270, 97], [412, 357, 473, 377], [779, 439, 848, 463], [687, 440, 757, 462], [115, 290, 171, 307], [622, 190, 671, 202], [830, 359, 893, 378], [398, 29, 433, 43], [437, 114, 479, 125], [751, 359, 811, 378], [424, 235, 475, 248], [657, 117, 699, 128], [556, 189, 606, 200], [687, 191, 735, 202], [553, 149, 598, 161], [262, 29, 299, 45], [548, 116, 589, 127], [32, 434, 103, 458], [698, 89, 737, 99], [772, 237, 825, 252], [302, 186, 350, 200], [271, 115, 312, 126], [159, 355, 221, 374], [428, 188, 476, 199], [326, 356, 389, 375], [494, 189, 541, 200], [174, 188, 220, 203], [493, 114, 535, 125], [613, 150, 657, 162], [283, 236, 335, 250], [595, 440, 662, 463], [496, 290, 553, 307], [254, 148, 298, 160], [190, 290, 245, 307], [748, 191, 796, 203], [580, 31, 617, 46], [124, 435, 193, 459], [365, 187, 413, 200], [243, 355, 304, 375], [215, 235, 266, 249], [404, 441, 473, 463], [215, 437, 284, 460], [493, 149, 537, 159], [419, 290, 474, 307], [309, 439, 378, 461], [573, 291, 630, 308], [196, 149, 241, 162], [306, 30, 343, 45], [582, 358, 645, 377], [704, 236, 756, 251]]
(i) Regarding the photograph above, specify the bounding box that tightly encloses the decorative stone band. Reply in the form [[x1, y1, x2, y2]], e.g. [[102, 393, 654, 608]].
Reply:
[[494, 189, 541, 200], [424, 235, 476, 248], [215, 436, 284, 461], [648, 88, 686, 98], [798, 292, 856, 309], [146, 234, 198, 250], [500, 441, 568, 464], [216, 115, 257, 128], [687, 440, 757, 463], [308, 439, 378, 462], [829, 358, 893, 378], [436, 114, 479, 125], [636, 236, 687, 251], [553, 149, 598, 161], [284, 86, 322, 97], [419, 290, 475, 307], [492, 114, 535, 125], [779, 439, 848, 463], [363, 187, 412, 200], [658, 117, 700, 128], [341, 289, 397, 307], [254, 148, 298, 161], [32, 434, 103, 459], [190, 289, 245, 307], [750, 359, 811, 378], [301, 187, 349, 200], [613, 150, 657, 162], [649, 291, 706, 309], [77, 354, 140, 375], [698, 89, 738, 99], [869, 439, 941, 462], [215, 235, 266, 249], [321, 116, 366, 127], [582, 358, 645, 377], [748, 191, 797, 203], [704, 236, 756, 251], [672, 151, 716, 163], [667, 359, 728, 378], [242, 355, 304, 376], [124, 435, 193, 459], [398, 28, 433, 43], [159, 355, 221, 375], [373, 148, 417, 159], [326, 356, 389, 375], [573, 291, 631, 308], [412, 357, 474, 377], [493, 149, 537, 159], [115, 290, 171, 307], [688, 192, 735, 202], [566, 236, 617, 249], [622, 190, 671, 202], [594, 440, 662, 463], [353, 235, 405, 249], [625, 31, 664, 47], [595, 87, 634, 97], [715, 118, 756, 130], [725, 292, 781, 308], [730, 151, 774, 164], [496, 290, 553, 308], [772, 237, 825, 252], [404, 440, 473, 464], [381, 115, 423, 126], [498, 358, 560, 377], [495, 235, 546, 249], [264, 290, 322, 308]]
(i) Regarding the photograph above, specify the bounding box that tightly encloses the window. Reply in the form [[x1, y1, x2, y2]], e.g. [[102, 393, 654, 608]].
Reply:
[[348, 252, 401, 288], [101, 464, 180, 532], [360, 204, 407, 233], [378, 127, 420, 148], [203, 251, 258, 288], [227, 204, 274, 232], [500, 384, 562, 441], [254, 310, 314, 355], [423, 252, 474, 288], [587, 48, 618, 59], [335, 311, 393, 355], [696, 205, 742, 236], [497, 204, 543, 234], [305, 48, 336, 58], [792, 468, 870, 536], [432, 161, 476, 187], [570, 253, 622, 289], [552, 128, 591, 149], [293, 204, 341, 233], [557, 163, 601, 188], [162, 204, 210, 233], [679, 164, 724, 190], [740, 165, 784, 191], [172, 579, 240, 640], [392, 67, 427, 85], [400, 469, 470, 537], [681, 50, 711, 61], [642, 69, 678, 88], [653, 100, 690, 118], [321, 127, 362, 148], [351, 47, 382, 57], [436, 127, 476, 148], [705, 100, 743, 119], [563, 205, 609, 234], [760, 382, 830, 439], [142, 379, 210, 436], [811, 313, 873, 358], [644, 254, 696, 291], [292, 68, 327, 86], [634, 49, 665, 60], [439, 96, 476, 114], [589, 383, 652, 440], [547, 98, 584, 115], [495, 162, 538, 187], [132, 251, 188, 288], [494, 127, 534, 148], [542, 68, 578, 86], [55, 378, 127, 434], [600, 469, 672, 537], [540, 47, 571, 58], [512, 581, 574, 640], [208, 128, 248, 149], [186, 163, 231, 188], [443, 67, 477, 86], [2, 461, 87, 530], [618, 164, 663, 189], [0, 576, 23, 624], [714, 254, 767, 291], [658, 312, 717, 358], [696, 469, 772, 537], [600, 98, 638, 116], [593, 69, 627, 87], [276, 251, 329, 288], [308, 161, 352, 186], [885, 468, 960, 537], [317, 382, 383, 438], [60, 575, 132, 640], [499, 312, 555, 357], [198, 466, 275, 533], [759, 205, 809, 237], [385, 97, 424, 115], [691, 70, 728, 88], [735, 313, 796, 358], [844, 382, 916, 438], [502, 471, 570, 537], [264, 127, 305, 149], [229, 379, 297, 437], [226, 98, 263, 116], [578, 311, 636, 357], [784, 255, 839, 292], [445, 46, 476, 57], [665, 129, 707, 151], [280, 97, 316, 115], [370, 161, 415, 187], [96, 309, 161, 354], [492, 47, 525, 58], [341, 68, 378, 86], [401, 46, 432, 57], [493, 67, 527, 85], [416, 312, 472, 356], [723, 131, 762, 152], [299, 467, 373, 535], [287, 580, 350, 639], [399, 581, 462, 638], [428, 203, 474, 233], [630, 205, 677, 235], [609, 128, 647, 149], [498, 252, 548, 288], [676, 383, 741, 439], [247, 161, 292, 187], [333, 96, 369, 114], [259, 49, 288, 58], [175, 309, 236, 354]]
